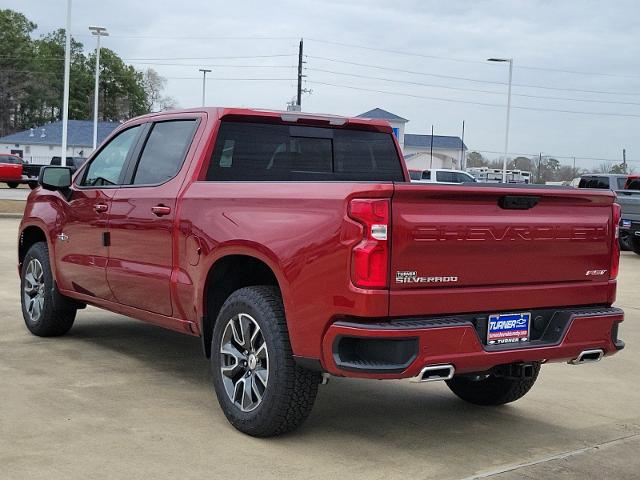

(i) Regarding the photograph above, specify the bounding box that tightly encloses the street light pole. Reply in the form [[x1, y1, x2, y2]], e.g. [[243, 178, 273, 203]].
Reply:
[[487, 57, 513, 183], [89, 26, 109, 151], [61, 0, 72, 166], [199, 69, 212, 107]]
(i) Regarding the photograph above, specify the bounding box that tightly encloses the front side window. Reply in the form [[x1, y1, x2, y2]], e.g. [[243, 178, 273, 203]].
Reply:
[[81, 125, 141, 187], [617, 177, 628, 190], [133, 120, 198, 185]]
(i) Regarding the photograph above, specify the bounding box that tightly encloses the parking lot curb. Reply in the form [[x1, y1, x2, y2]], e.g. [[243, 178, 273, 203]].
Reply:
[[0, 213, 23, 219]]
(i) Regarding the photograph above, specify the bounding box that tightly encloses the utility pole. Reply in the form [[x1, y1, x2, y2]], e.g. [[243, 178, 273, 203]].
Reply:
[[296, 38, 304, 109], [487, 57, 513, 183], [89, 26, 108, 151], [623, 148, 627, 172], [538, 152, 542, 184], [460, 120, 465, 170], [61, 0, 72, 166], [199, 69, 211, 107], [429, 125, 434, 169]]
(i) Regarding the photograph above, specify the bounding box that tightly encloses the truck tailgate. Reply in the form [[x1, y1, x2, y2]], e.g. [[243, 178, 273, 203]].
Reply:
[[389, 184, 615, 315]]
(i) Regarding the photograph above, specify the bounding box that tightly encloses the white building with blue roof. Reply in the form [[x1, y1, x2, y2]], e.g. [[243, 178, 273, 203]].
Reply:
[[357, 108, 467, 171], [0, 120, 120, 164]]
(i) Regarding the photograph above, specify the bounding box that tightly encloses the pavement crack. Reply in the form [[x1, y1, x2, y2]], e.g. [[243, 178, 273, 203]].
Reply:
[[459, 432, 640, 480]]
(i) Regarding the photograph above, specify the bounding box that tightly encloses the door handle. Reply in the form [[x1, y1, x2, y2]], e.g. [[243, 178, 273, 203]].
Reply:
[[151, 205, 172, 217], [94, 203, 108, 213]]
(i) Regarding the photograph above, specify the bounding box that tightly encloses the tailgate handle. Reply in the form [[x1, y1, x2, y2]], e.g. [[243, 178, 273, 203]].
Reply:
[[498, 196, 539, 210]]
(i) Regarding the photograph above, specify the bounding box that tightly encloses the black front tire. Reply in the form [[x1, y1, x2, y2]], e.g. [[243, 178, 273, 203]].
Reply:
[[28, 181, 38, 190], [6, 182, 18, 188], [211, 286, 321, 437], [20, 242, 77, 336], [446, 362, 541, 406]]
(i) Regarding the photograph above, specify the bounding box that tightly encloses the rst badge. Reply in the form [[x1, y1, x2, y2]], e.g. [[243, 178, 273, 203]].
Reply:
[[395, 271, 458, 284], [487, 312, 531, 345]]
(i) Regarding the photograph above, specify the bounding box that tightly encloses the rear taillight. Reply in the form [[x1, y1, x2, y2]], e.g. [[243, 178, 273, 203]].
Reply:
[[611, 203, 621, 280], [348, 198, 390, 289]]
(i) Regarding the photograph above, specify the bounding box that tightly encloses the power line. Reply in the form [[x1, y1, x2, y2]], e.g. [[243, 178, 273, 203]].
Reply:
[[0, 69, 295, 81], [0, 53, 296, 61], [307, 80, 640, 118], [306, 38, 640, 79], [306, 67, 640, 106], [307, 55, 640, 96]]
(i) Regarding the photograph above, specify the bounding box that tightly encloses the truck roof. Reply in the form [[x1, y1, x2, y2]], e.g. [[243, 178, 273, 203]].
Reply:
[[134, 107, 394, 133]]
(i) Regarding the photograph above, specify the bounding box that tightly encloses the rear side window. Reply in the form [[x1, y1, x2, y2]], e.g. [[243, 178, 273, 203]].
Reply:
[[409, 170, 421, 180], [436, 171, 455, 183], [617, 177, 627, 189], [206, 121, 403, 182], [422, 170, 431, 180], [578, 176, 609, 189], [133, 120, 198, 185]]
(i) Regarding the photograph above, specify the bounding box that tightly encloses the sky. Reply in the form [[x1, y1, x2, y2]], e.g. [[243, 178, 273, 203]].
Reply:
[[6, 0, 640, 169]]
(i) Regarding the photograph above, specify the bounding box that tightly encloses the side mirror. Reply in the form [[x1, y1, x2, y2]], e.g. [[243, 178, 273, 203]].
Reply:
[[39, 166, 72, 191]]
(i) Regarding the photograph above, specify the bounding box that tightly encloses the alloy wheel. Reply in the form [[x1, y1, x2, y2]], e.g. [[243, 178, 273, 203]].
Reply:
[[219, 313, 269, 412], [23, 258, 45, 323]]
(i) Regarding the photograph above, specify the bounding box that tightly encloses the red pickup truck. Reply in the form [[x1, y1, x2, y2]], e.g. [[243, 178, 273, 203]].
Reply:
[[18, 108, 624, 437], [0, 154, 24, 188]]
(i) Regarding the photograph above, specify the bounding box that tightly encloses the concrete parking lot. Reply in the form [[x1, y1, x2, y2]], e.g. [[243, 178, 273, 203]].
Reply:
[[1, 216, 638, 480]]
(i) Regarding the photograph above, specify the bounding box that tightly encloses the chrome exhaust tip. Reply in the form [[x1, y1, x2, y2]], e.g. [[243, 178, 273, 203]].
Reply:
[[412, 364, 455, 383], [569, 349, 604, 365]]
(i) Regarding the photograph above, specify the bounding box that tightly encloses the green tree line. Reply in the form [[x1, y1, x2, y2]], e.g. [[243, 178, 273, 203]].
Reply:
[[0, 9, 175, 137]]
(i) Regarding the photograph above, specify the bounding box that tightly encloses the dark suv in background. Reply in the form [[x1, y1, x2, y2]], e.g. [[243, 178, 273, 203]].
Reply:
[[578, 173, 640, 253]]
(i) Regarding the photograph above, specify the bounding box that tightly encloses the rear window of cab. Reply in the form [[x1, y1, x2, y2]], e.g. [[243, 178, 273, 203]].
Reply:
[[206, 121, 404, 182]]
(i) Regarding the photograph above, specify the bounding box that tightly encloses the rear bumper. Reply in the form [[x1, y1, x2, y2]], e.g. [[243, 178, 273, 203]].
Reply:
[[320, 306, 624, 379]]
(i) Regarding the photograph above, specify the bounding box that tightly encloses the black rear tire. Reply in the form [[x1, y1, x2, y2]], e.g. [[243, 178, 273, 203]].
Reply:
[[20, 242, 77, 336], [446, 362, 541, 406], [28, 181, 38, 190], [6, 182, 18, 188], [619, 231, 632, 251], [632, 236, 640, 255], [211, 286, 321, 437]]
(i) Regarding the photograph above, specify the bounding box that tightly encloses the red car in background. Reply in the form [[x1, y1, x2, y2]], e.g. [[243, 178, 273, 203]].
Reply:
[[0, 154, 24, 188]]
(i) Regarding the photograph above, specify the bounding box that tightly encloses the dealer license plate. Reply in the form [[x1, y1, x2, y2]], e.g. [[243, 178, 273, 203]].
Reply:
[[487, 312, 531, 345], [622, 219, 632, 228]]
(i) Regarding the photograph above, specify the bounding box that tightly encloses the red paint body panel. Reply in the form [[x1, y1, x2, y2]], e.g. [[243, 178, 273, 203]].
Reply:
[[0, 161, 22, 181], [18, 107, 624, 380]]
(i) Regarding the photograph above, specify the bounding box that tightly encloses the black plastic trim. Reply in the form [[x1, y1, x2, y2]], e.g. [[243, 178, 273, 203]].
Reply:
[[293, 356, 325, 372], [332, 335, 418, 373]]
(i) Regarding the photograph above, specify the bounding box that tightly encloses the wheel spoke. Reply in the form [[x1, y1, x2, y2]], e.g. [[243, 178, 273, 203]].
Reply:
[[24, 273, 37, 295], [251, 373, 263, 402], [250, 324, 261, 350], [255, 341, 267, 360], [254, 367, 268, 388], [242, 375, 254, 409], [238, 313, 253, 349], [31, 298, 40, 319], [230, 317, 245, 347]]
